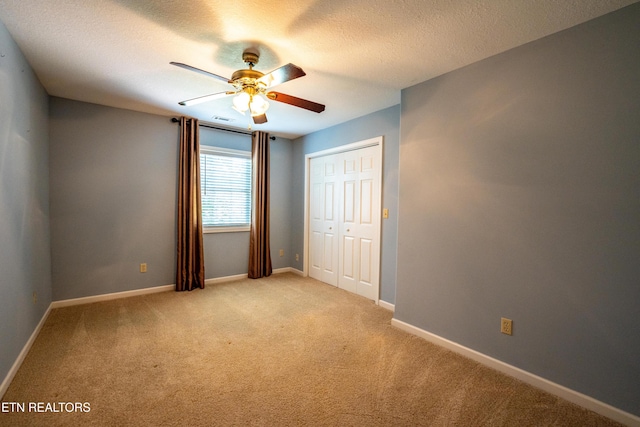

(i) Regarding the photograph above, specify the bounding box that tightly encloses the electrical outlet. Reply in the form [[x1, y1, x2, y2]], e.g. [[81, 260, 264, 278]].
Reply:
[[279, 249, 284, 257], [295, 254, 299, 262], [501, 317, 513, 335], [140, 263, 147, 273], [32, 292, 37, 305]]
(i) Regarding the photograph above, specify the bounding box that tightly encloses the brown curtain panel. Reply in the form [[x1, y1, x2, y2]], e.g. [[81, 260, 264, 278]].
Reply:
[[248, 131, 272, 279], [176, 117, 205, 291]]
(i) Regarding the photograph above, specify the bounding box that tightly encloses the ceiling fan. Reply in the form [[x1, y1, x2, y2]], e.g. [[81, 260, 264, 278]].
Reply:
[[171, 50, 325, 125]]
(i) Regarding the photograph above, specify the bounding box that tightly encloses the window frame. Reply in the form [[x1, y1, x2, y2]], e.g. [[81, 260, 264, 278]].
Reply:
[[199, 145, 252, 234]]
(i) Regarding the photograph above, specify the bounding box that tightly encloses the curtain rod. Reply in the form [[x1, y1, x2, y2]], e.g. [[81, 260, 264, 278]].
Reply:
[[171, 118, 275, 140]]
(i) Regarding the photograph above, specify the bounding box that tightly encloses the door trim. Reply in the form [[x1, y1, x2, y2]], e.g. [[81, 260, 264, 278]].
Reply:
[[303, 136, 384, 302]]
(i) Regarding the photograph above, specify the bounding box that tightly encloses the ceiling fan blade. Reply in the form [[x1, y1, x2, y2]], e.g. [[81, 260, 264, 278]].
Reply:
[[252, 114, 268, 124], [258, 63, 306, 88], [178, 91, 234, 106], [266, 92, 325, 113], [170, 62, 230, 83]]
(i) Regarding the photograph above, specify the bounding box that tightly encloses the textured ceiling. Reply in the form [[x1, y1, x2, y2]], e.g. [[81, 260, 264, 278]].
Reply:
[[0, 0, 636, 138]]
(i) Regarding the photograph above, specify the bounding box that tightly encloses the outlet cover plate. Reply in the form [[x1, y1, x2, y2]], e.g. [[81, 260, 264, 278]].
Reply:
[[501, 317, 513, 335]]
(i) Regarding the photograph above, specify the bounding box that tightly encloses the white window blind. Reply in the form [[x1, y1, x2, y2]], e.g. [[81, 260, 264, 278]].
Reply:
[[199, 147, 251, 230]]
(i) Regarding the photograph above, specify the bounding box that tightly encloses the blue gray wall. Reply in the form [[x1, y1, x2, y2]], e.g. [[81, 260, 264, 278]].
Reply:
[[49, 98, 178, 300], [0, 19, 51, 387], [292, 105, 400, 304], [49, 98, 294, 300], [268, 135, 293, 270], [396, 4, 640, 416]]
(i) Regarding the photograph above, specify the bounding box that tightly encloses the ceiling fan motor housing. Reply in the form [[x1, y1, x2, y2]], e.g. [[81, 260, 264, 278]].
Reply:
[[242, 51, 260, 66], [230, 68, 266, 95], [231, 68, 264, 82]]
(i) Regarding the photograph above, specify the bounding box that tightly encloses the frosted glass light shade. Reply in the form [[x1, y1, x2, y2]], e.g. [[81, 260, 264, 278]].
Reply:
[[232, 91, 250, 113], [249, 94, 269, 116]]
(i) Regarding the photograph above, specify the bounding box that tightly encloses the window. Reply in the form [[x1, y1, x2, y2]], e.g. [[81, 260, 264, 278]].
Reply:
[[199, 146, 251, 232]]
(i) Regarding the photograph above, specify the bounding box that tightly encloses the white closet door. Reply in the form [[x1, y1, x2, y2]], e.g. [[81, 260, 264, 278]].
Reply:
[[309, 155, 338, 286], [338, 146, 380, 300], [308, 141, 382, 301]]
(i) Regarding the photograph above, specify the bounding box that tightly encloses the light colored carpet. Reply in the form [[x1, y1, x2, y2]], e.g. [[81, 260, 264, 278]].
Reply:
[[1, 273, 622, 426]]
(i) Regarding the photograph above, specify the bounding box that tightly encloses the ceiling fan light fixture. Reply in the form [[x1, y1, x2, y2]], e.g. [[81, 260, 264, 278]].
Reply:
[[249, 94, 269, 116], [232, 90, 270, 118], [232, 91, 251, 114]]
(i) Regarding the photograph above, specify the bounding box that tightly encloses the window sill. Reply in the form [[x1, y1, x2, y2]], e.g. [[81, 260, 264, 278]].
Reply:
[[204, 226, 250, 234]]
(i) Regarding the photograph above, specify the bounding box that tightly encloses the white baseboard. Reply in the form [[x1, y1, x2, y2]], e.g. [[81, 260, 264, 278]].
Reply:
[[378, 300, 395, 312], [205, 273, 248, 285], [272, 267, 304, 276], [391, 318, 640, 427], [51, 268, 305, 309], [0, 305, 52, 399], [205, 268, 303, 284], [205, 268, 302, 283], [51, 284, 175, 309], [290, 268, 305, 276]]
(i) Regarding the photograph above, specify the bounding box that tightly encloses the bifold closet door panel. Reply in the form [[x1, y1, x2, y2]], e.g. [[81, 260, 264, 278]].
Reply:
[[309, 154, 338, 286], [309, 144, 381, 300], [338, 146, 380, 300]]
